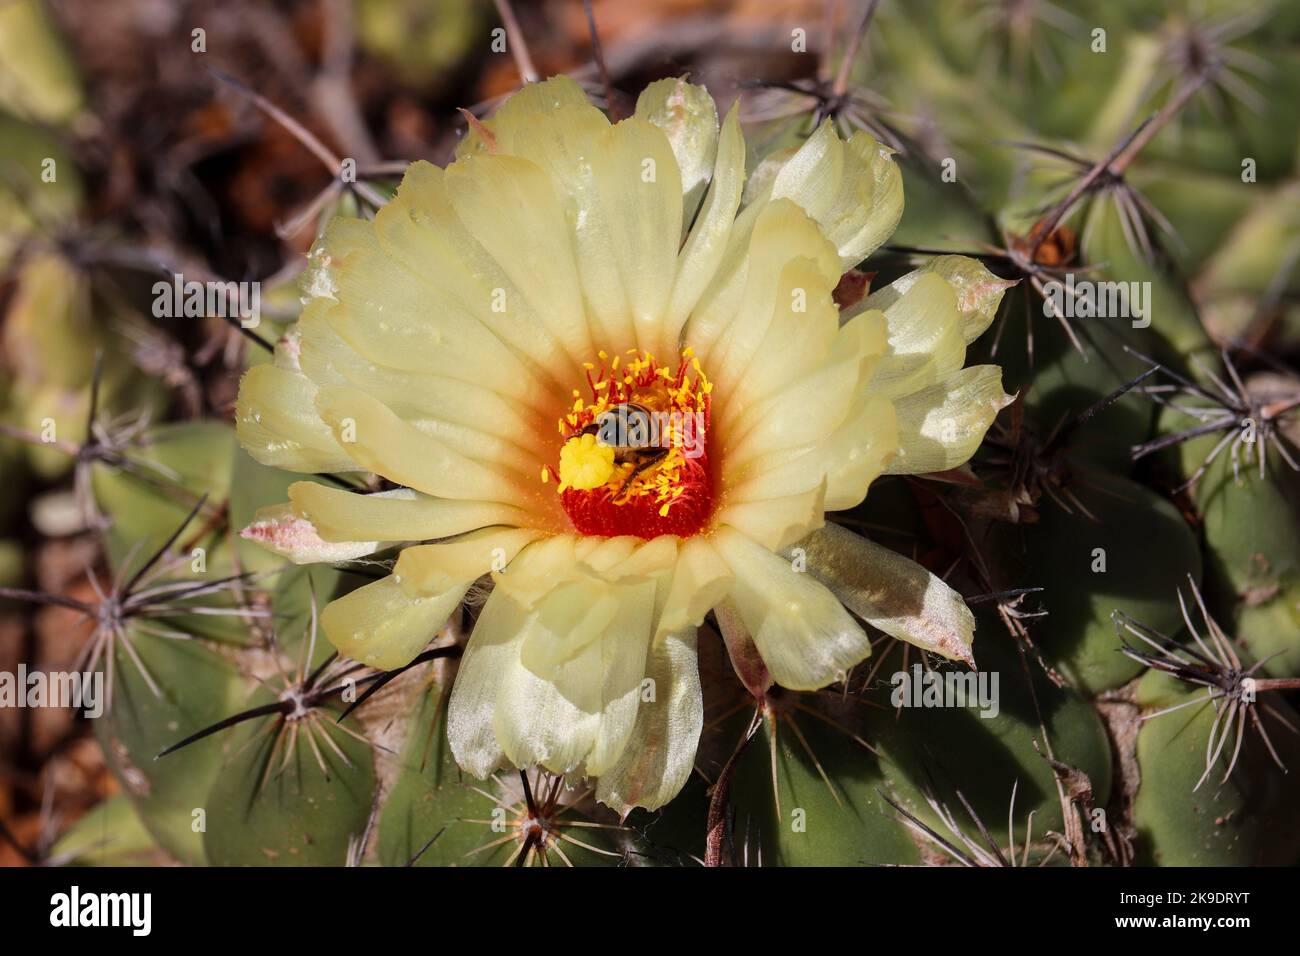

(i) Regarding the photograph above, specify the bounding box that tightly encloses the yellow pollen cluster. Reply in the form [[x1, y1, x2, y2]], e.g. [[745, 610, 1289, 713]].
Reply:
[[556, 433, 615, 491]]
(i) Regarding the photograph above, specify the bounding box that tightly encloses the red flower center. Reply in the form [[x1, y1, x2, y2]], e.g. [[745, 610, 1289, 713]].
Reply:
[[545, 348, 714, 540]]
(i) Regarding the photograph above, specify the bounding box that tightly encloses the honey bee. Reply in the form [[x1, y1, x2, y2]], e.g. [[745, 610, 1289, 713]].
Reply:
[[573, 402, 669, 501]]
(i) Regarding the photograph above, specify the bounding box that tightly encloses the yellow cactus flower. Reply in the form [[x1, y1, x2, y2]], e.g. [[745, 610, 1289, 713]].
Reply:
[[235, 76, 1013, 815]]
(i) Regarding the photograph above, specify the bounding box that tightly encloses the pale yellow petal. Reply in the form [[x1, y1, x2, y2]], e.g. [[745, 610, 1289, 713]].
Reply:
[[859, 271, 965, 400], [585, 579, 658, 775], [288, 482, 536, 543], [793, 522, 976, 665], [488, 534, 581, 608], [717, 479, 826, 552], [369, 161, 578, 393], [584, 117, 683, 355], [235, 364, 354, 473], [885, 365, 1013, 475], [609, 535, 679, 580], [494, 629, 601, 775], [722, 316, 874, 468], [706, 199, 840, 387], [718, 256, 840, 425], [457, 75, 607, 159], [493, 577, 657, 776], [446, 534, 584, 777], [321, 573, 464, 669], [596, 627, 702, 815], [443, 152, 595, 368], [663, 105, 745, 347], [317, 220, 541, 399], [393, 527, 544, 597], [820, 394, 899, 510], [678, 194, 767, 361], [861, 255, 1016, 345], [518, 574, 623, 673], [770, 123, 903, 268], [575, 535, 641, 573], [297, 293, 554, 450], [725, 388, 896, 511], [635, 78, 719, 229], [446, 583, 528, 777], [712, 527, 870, 690], [654, 536, 734, 640], [313, 385, 541, 510]]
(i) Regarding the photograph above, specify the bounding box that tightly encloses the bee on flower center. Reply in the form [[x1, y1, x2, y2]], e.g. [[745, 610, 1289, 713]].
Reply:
[[580, 402, 671, 501]]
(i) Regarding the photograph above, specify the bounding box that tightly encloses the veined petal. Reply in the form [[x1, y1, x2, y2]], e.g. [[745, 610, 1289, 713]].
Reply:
[[494, 577, 657, 776], [488, 534, 581, 609], [712, 527, 870, 690], [494, 625, 600, 775], [297, 300, 552, 457], [793, 522, 976, 665], [446, 534, 582, 777], [720, 256, 840, 422], [518, 574, 623, 672], [393, 527, 544, 597], [369, 161, 577, 393], [459, 81, 660, 358], [446, 582, 528, 777], [514, 540, 673, 674], [444, 152, 594, 367], [717, 479, 826, 552], [663, 104, 745, 347], [768, 120, 845, 219], [860, 255, 1016, 345], [655, 536, 733, 640], [770, 122, 903, 268], [679, 193, 766, 361], [836, 133, 903, 267], [722, 312, 880, 468], [720, 347, 865, 466], [706, 199, 840, 387], [609, 534, 680, 580], [821, 394, 899, 511], [321, 573, 464, 669], [457, 74, 607, 159], [574, 534, 640, 572], [288, 482, 537, 543], [725, 389, 896, 511], [585, 579, 658, 775], [585, 117, 683, 355], [886, 365, 1014, 475], [859, 272, 965, 400], [316, 219, 540, 398], [635, 78, 719, 230], [235, 364, 354, 473], [596, 627, 703, 815], [313, 385, 540, 509]]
